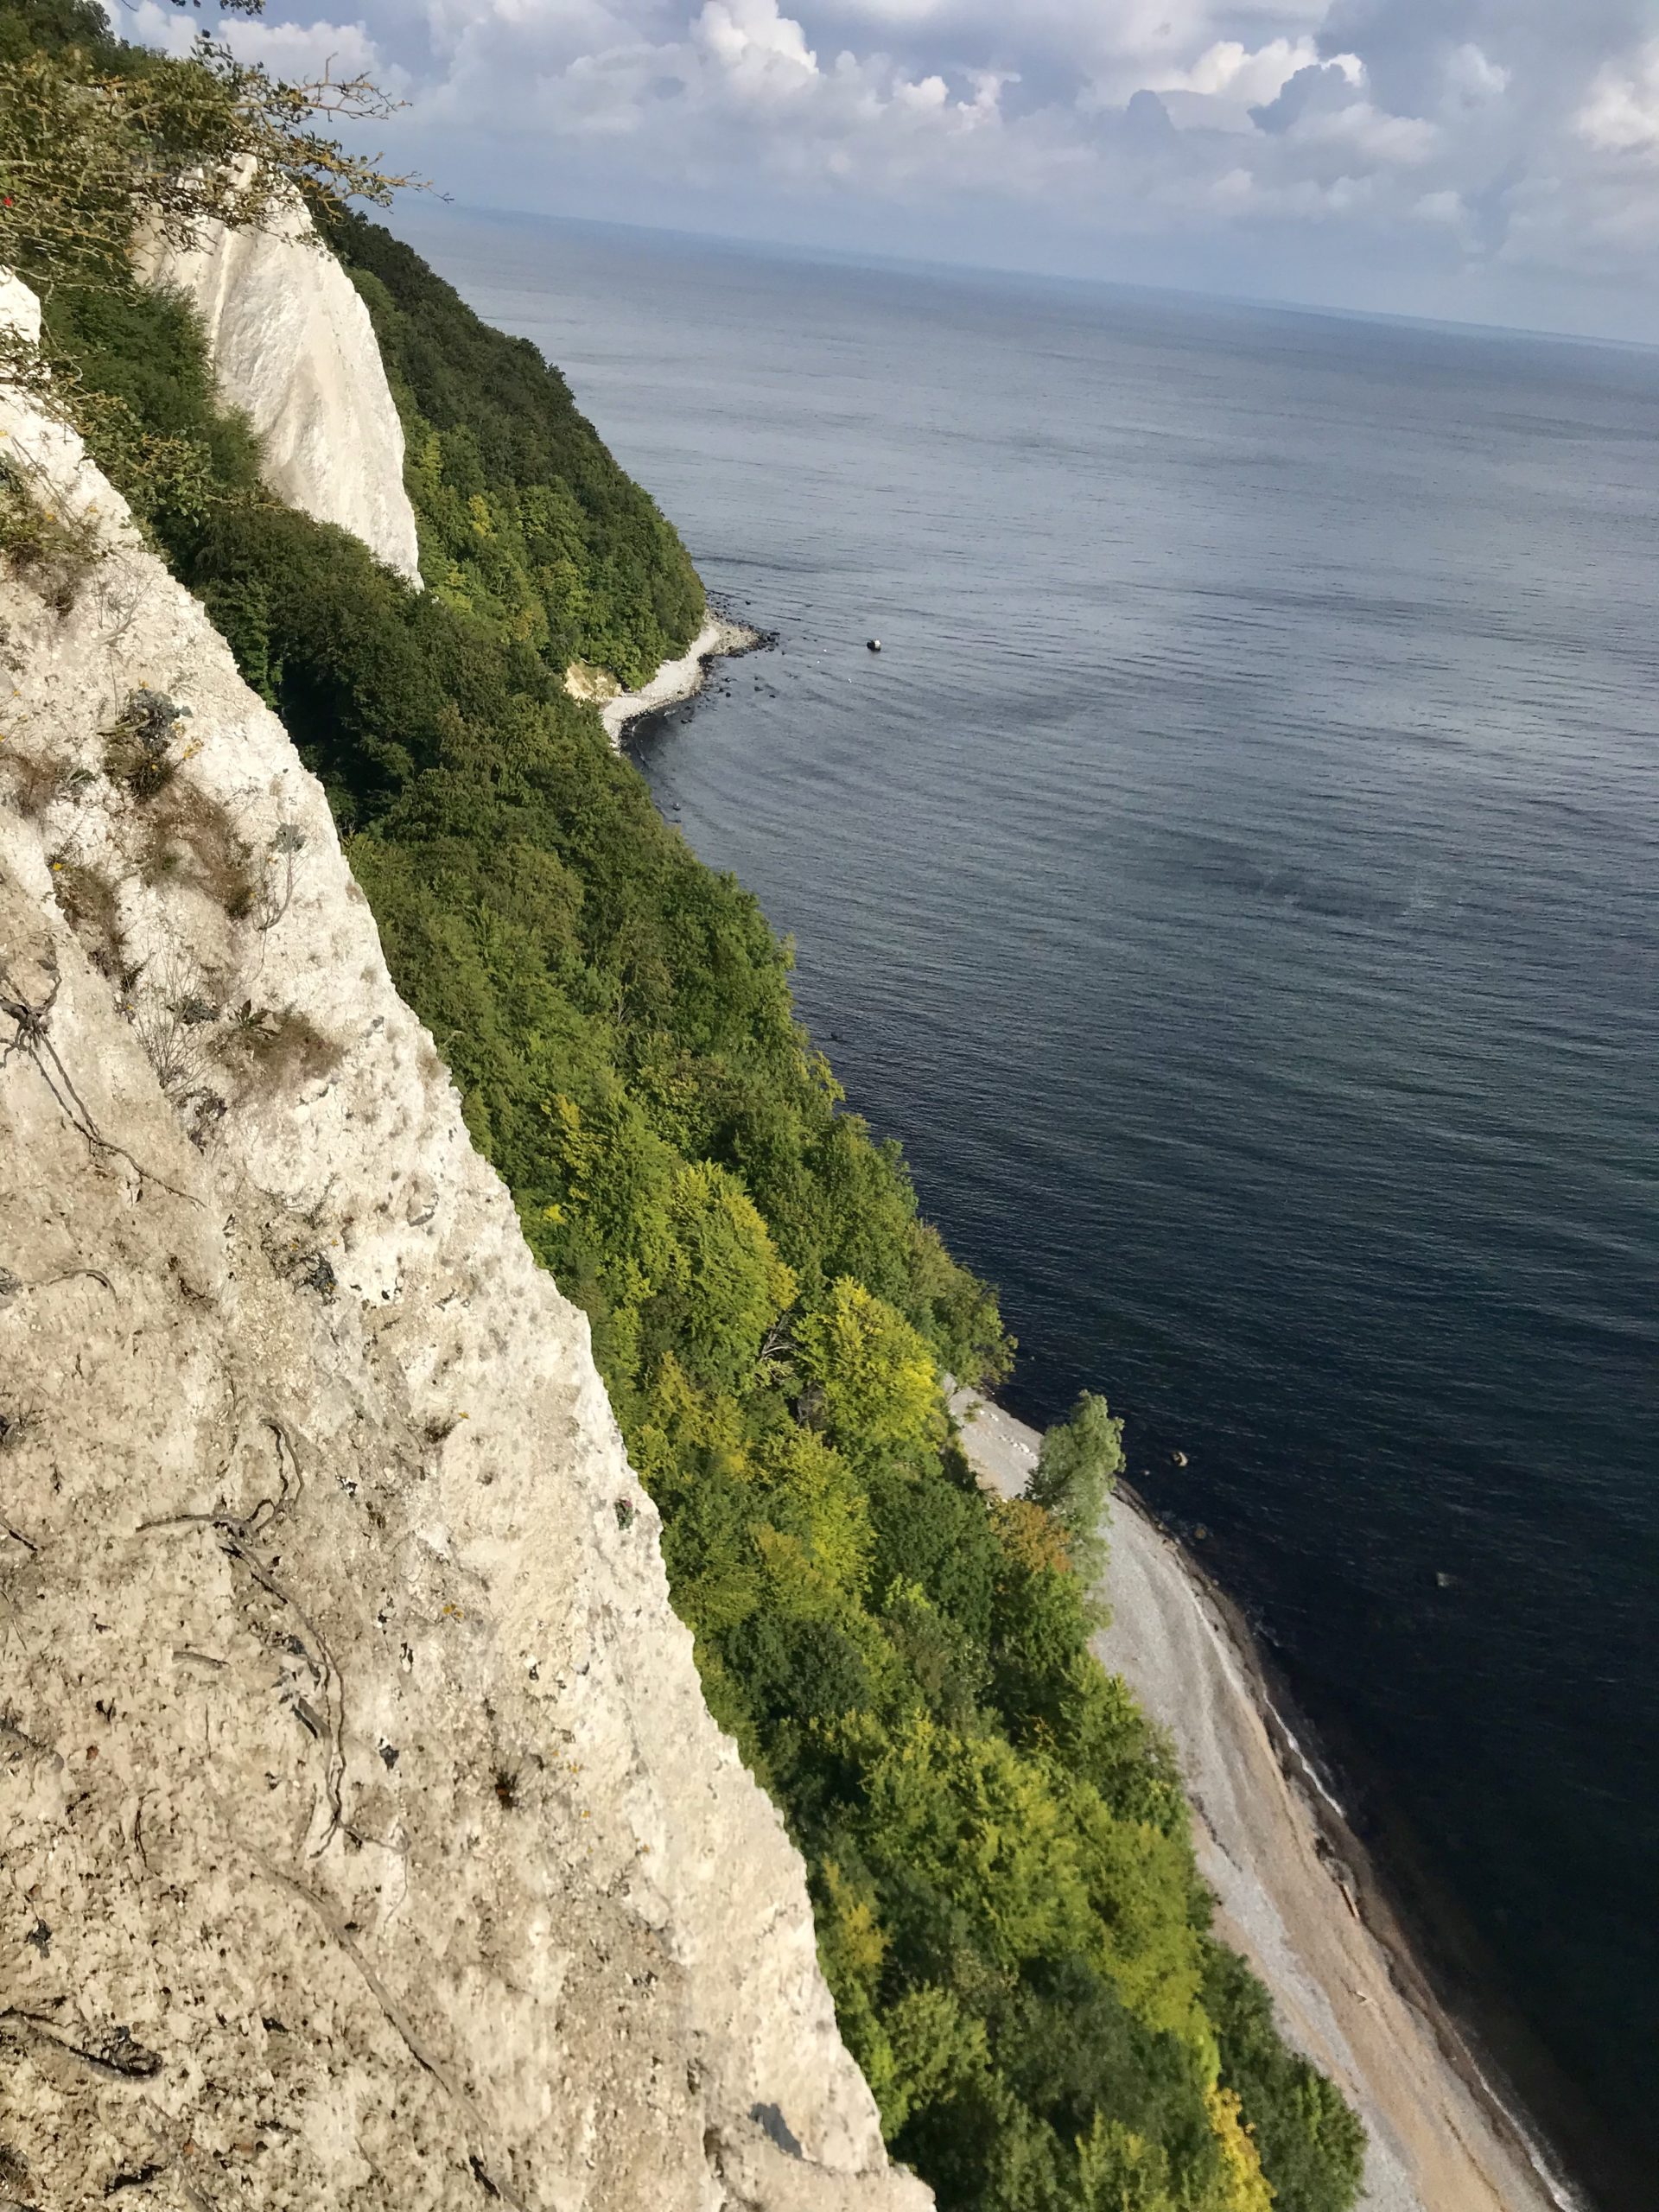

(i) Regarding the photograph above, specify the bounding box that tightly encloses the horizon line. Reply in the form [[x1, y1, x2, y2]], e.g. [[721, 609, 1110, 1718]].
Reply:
[[391, 195, 1659, 363]]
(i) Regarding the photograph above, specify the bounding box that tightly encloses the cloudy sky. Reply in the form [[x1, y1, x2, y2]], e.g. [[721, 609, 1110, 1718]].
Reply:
[[132, 0, 1659, 340]]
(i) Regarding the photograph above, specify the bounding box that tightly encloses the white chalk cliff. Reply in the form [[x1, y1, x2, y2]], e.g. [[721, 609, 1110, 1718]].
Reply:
[[0, 278, 925, 2210], [136, 187, 423, 587]]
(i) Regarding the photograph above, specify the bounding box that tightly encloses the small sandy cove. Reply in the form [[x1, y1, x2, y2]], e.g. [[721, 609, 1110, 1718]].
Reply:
[[569, 613, 761, 745], [951, 1391, 1576, 2212]]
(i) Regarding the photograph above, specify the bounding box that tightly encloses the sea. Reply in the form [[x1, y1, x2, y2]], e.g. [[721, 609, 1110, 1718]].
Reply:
[[395, 206, 1659, 2210]]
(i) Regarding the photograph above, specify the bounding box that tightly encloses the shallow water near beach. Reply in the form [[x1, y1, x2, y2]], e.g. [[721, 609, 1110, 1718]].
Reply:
[[398, 207, 1658, 2208]]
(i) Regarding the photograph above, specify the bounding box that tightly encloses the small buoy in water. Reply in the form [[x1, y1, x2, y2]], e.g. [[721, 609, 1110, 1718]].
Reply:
[[867, 638, 881, 653], [1193, 1524, 1209, 1541], [1172, 1449, 1188, 1467]]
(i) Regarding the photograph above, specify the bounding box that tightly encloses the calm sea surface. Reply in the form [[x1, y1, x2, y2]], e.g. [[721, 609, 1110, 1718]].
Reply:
[[399, 208, 1658, 2207]]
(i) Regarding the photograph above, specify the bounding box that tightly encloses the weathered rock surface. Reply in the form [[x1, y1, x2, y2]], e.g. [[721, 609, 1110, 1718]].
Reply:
[[136, 190, 423, 586], [0, 297, 925, 2212]]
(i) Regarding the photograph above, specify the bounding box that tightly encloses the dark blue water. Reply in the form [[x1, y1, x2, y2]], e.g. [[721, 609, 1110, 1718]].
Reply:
[[400, 208, 1659, 2208]]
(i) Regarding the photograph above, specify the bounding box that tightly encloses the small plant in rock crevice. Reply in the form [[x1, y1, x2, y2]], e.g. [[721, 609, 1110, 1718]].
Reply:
[[254, 819, 306, 931], [137, 775, 257, 918], [0, 454, 103, 613], [104, 694, 260, 919], [0, 1403, 41, 1452], [48, 857, 125, 976], [103, 687, 189, 799], [261, 1227, 340, 1301], [217, 999, 341, 1095], [130, 952, 222, 1101], [1, 742, 65, 822], [175, 1083, 227, 1148]]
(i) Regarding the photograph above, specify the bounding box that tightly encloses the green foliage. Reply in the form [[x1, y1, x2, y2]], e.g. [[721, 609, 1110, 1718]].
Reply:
[[0, 0, 416, 300], [14, 16, 1361, 2201], [322, 207, 706, 688], [1029, 1389, 1123, 1585], [0, 449, 103, 610], [796, 1279, 948, 1468], [41, 278, 266, 545], [1201, 1944, 1368, 2212], [0, 0, 111, 66]]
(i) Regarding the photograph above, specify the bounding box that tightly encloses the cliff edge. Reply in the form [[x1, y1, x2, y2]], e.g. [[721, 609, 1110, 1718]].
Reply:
[[136, 181, 423, 587], [0, 281, 925, 2212]]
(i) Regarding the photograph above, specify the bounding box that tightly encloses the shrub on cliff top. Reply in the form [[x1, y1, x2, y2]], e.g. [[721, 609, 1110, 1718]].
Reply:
[[0, 0, 413, 296]]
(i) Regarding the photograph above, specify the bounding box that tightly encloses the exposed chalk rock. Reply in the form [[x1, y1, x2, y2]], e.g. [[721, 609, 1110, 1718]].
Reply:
[[136, 185, 423, 586], [0, 266, 41, 346], [0, 285, 925, 2212]]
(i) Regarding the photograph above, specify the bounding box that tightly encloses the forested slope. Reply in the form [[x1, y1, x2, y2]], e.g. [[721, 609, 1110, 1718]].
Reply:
[[324, 205, 706, 686], [0, 8, 1363, 2208]]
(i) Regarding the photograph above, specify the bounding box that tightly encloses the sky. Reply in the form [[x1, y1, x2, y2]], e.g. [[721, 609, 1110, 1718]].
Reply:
[[129, 0, 1659, 342]]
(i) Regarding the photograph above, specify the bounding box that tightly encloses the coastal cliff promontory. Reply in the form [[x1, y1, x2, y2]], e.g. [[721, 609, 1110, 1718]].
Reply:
[[135, 169, 423, 586], [2, 11, 1379, 2210], [0, 271, 925, 2211]]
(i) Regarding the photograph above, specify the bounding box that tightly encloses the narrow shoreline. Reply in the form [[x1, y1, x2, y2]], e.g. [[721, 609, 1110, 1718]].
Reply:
[[595, 607, 765, 745], [629, 645, 1586, 2212], [952, 1389, 1583, 2212], [1127, 1488, 1592, 2212]]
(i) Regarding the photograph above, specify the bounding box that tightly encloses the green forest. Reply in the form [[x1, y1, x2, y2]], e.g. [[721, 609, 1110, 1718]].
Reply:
[[0, 8, 1364, 2208]]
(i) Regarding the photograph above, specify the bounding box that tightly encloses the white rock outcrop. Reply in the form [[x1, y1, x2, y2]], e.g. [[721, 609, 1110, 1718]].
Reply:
[[136, 190, 423, 587], [0, 291, 925, 2211], [0, 267, 41, 346]]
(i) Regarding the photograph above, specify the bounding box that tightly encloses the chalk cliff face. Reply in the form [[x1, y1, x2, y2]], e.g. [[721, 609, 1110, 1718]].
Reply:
[[0, 285, 924, 2211], [136, 191, 423, 587], [0, 268, 41, 347]]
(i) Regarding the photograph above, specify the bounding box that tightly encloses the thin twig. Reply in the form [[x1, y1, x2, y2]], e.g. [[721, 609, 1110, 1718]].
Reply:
[[239, 1852, 525, 2210], [31, 1265, 116, 1295], [0, 973, 200, 1205], [0, 2009, 162, 2081], [139, 1425, 344, 1843]]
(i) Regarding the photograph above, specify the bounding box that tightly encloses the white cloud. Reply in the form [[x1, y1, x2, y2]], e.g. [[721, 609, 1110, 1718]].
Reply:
[[125, 1, 200, 59], [1444, 42, 1509, 107], [125, 0, 1659, 336], [1287, 99, 1438, 165], [895, 73, 949, 111], [1414, 187, 1465, 225], [128, 0, 391, 86], [697, 0, 818, 79], [1157, 37, 1354, 106], [1576, 41, 1659, 158], [820, 0, 949, 20]]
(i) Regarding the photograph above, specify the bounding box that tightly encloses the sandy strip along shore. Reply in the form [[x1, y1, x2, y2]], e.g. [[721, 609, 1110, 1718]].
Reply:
[[951, 1390, 1580, 2212], [594, 610, 762, 744]]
